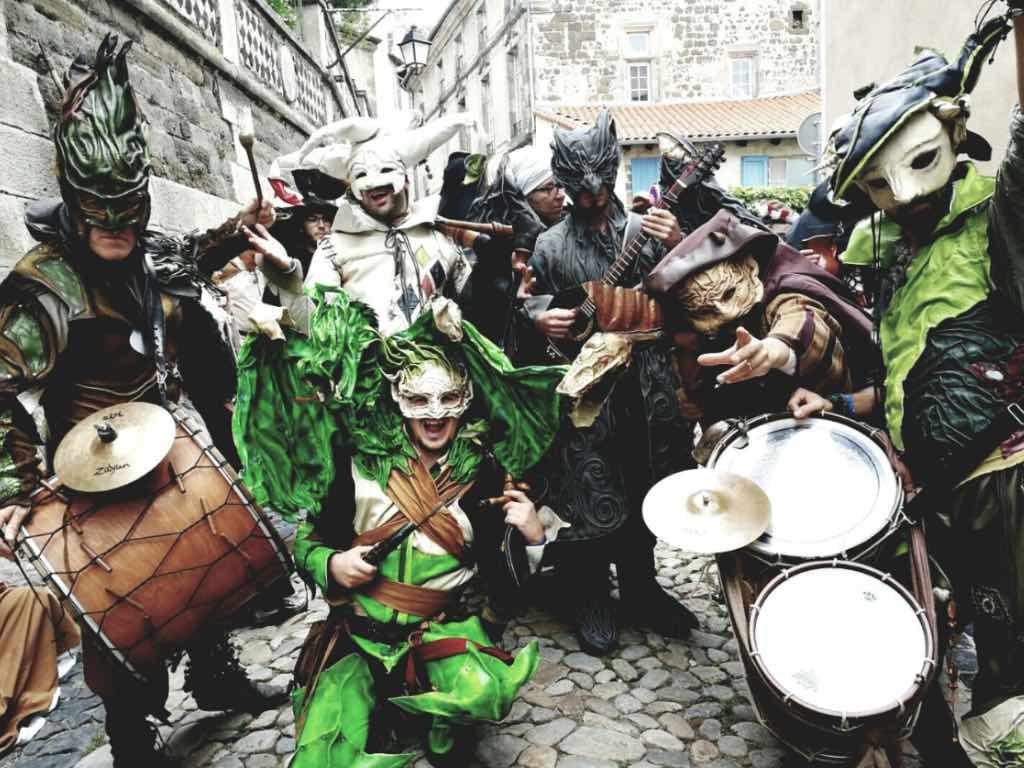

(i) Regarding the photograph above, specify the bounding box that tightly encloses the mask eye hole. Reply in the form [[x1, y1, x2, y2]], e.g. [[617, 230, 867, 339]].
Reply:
[[354, 171, 368, 180], [911, 149, 939, 170], [440, 392, 461, 407], [720, 288, 736, 303], [380, 167, 396, 175], [408, 395, 428, 408]]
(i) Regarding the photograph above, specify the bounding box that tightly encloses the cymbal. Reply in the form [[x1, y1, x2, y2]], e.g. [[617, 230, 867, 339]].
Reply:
[[54, 403, 176, 492], [642, 468, 771, 554]]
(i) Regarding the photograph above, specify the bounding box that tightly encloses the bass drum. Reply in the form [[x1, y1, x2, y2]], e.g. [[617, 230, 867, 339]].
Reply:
[[706, 413, 903, 565], [19, 404, 291, 680]]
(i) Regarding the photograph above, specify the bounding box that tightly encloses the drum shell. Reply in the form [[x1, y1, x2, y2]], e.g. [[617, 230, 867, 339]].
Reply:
[[706, 413, 904, 567], [20, 407, 291, 678]]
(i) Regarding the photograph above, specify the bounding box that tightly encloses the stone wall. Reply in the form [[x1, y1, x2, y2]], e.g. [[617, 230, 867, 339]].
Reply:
[[0, 0, 358, 270], [530, 0, 820, 105]]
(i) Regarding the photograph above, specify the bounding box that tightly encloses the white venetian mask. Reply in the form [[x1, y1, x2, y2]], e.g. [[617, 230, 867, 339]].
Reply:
[[391, 360, 473, 420], [855, 110, 957, 211], [348, 142, 407, 198]]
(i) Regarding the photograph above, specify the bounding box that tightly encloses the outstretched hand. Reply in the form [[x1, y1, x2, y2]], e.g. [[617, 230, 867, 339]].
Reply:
[[241, 224, 293, 272], [697, 327, 792, 384]]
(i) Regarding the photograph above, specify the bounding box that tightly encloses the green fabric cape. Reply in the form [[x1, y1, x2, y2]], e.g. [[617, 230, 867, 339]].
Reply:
[[233, 290, 568, 521]]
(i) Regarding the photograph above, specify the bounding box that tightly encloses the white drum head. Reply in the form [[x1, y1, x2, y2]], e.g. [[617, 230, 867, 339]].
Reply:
[[710, 416, 900, 560], [751, 565, 927, 716]]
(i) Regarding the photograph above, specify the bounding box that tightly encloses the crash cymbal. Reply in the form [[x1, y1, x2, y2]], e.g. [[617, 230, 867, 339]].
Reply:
[[54, 403, 176, 492], [642, 468, 771, 554]]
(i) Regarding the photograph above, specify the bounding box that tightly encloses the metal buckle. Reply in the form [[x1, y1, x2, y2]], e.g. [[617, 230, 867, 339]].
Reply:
[[1009, 401, 1024, 427]]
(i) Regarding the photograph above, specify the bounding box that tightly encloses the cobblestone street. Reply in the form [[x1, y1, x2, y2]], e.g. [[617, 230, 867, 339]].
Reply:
[[2, 540, 958, 768]]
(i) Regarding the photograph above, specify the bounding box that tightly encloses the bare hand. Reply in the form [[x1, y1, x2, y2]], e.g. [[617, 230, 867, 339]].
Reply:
[[238, 198, 275, 230], [242, 224, 293, 272], [641, 208, 683, 249], [502, 488, 544, 545], [697, 327, 792, 384], [328, 546, 378, 589], [535, 308, 578, 340], [788, 387, 832, 420], [0, 504, 30, 561]]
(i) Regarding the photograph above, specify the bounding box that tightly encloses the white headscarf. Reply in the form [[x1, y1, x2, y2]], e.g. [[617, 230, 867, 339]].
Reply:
[[507, 145, 553, 196]]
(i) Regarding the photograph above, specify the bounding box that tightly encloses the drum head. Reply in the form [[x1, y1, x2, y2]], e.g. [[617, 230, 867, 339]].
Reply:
[[709, 416, 900, 560], [751, 564, 928, 717]]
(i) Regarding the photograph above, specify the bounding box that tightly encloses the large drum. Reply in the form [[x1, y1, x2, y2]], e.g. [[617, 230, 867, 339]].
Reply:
[[750, 561, 934, 731], [18, 403, 291, 679], [706, 413, 903, 565]]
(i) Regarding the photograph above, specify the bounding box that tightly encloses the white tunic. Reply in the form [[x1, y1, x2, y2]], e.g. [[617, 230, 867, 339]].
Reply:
[[267, 196, 471, 337]]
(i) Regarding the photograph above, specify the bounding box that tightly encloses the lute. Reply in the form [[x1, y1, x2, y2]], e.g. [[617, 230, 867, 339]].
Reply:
[[544, 143, 725, 361]]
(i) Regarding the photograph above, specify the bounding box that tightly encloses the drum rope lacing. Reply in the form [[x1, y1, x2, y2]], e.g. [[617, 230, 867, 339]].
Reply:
[[18, 415, 284, 675]]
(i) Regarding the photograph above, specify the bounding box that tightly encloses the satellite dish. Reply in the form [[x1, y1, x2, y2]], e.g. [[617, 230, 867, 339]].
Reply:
[[797, 112, 822, 158]]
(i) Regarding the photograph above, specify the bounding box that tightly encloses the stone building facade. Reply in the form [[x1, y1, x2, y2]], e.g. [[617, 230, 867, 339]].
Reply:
[[0, 0, 374, 271], [408, 0, 821, 198]]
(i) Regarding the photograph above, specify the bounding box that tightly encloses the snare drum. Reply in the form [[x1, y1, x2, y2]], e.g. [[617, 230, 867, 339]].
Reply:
[[748, 560, 934, 734], [706, 413, 903, 565], [19, 404, 291, 679]]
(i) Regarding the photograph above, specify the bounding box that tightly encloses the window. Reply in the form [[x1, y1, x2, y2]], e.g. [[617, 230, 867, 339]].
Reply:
[[626, 31, 651, 57], [628, 62, 651, 102], [741, 156, 769, 187], [477, 3, 487, 52], [790, 3, 809, 32], [437, 60, 445, 98], [624, 28, 654, 102], [480, 76, 493, 142], [507, 48, 521, 138], [767, 156, 815, 187], [630, 157, 660, 198], [730, 56, 755, 99], [455, 34, 464, 77]]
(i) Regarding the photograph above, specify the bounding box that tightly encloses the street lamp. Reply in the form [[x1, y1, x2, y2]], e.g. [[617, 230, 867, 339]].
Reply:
[[398, 26, 431, 74]]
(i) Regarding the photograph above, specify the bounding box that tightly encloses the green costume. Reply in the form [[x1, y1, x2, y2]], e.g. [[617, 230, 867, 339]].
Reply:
[[233, 292, 566, 766]]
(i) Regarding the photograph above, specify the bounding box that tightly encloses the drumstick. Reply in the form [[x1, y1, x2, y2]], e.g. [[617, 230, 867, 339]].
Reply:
[[238, 114, 262, 209]]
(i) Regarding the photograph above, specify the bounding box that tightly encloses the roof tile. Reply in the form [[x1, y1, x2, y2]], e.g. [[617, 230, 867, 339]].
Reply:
[[535, 91, 820, 142]]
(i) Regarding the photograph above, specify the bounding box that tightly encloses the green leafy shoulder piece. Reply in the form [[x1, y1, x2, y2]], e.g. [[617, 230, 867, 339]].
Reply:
[[12, 243, 90, 320], [233, 289, 567, 522]]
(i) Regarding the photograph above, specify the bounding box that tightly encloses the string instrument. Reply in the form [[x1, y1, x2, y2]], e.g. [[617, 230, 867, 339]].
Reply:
[[544, 143, 726, 361]]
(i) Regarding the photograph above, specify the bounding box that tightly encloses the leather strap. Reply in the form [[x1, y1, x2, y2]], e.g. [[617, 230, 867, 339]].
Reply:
[[362, 577, 451, 618], [404, 631, 514, 692], [382, 462, 469, 558], [295, 620, 344, 742], [351, 470, 469, 553]]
